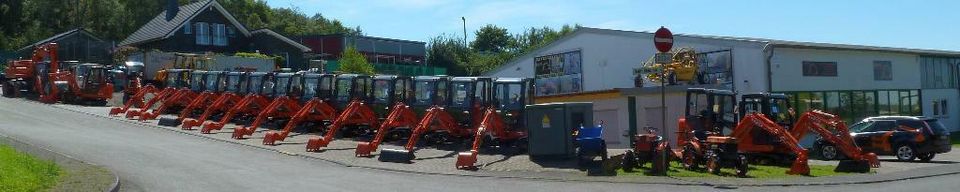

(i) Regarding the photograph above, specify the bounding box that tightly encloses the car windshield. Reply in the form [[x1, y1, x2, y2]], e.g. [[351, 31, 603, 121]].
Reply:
[[924, 119, 949, 135]]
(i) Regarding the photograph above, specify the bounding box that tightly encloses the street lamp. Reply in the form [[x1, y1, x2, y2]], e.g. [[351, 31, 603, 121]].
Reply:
[[462, 17, 468, 44]]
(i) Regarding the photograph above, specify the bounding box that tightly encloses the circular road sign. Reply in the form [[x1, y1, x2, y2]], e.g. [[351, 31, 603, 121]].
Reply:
[[654, 27, 673, 52]]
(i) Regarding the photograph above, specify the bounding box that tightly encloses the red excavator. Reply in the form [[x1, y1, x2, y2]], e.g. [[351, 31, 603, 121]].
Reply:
[[259, 73, 339, 145], [157, 71, 227, 126], [304, 74, 382, 152], [232, 72, 305, 139], [181, 71, 249, 130], [200, 72, 276, 133], [455, 78, 532, 170], [2, 43, 113, 104], [373, 76, 492, 162], [124, 69, 191, 119]]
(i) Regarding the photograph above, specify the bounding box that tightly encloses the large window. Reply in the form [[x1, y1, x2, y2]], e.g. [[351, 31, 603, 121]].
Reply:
[[873, 61, 892, 80], [213, 23, 227, 46], [783, 90, 921, 123], [802, 61, 838, 77], [921, 57, 958, 89], [195, 22, 210, 45]]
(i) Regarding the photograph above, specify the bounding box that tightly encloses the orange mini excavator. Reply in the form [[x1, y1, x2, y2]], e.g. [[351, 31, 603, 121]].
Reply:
[[158, 71, 226, 126], [231, 72, 305, 139], [124, 69, 191, 119], [455, 78, 532, 170], [259, 73, 339, 145], [305, 74, 380, 152], [136, 70, 212, 121], [181, 71, 248, 130], [200, 72, 275, 133]]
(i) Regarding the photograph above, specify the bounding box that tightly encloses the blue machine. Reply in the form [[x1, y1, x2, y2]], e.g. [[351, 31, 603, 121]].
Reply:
[[575, 123, 608, 164]]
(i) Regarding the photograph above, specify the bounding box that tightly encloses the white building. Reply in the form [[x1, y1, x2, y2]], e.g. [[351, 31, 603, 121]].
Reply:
[[485, 27, 960, 148]]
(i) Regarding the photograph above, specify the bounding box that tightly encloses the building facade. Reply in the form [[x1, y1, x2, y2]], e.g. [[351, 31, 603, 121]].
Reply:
[[486, 27, 960, 148]]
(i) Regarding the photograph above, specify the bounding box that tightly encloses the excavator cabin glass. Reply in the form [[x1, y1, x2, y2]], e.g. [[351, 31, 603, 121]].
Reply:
[[273, 73, 295, 97], [740, 94, 793, 126], [190, 71, 206, 91], [203, 72, 223, 92], [300, 74, 335, 102], [225, 72, 244, 94], [334, 75, 373, 107], [450, 77, 493, 109], [412, 76, 450, 107], [75, 64, 106, 91], [684, 89, 737, 136], [493, 78, 533, 129], [246, 73, 266, 95]]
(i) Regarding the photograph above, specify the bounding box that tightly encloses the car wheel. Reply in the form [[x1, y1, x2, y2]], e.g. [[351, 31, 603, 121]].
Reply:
[[918, 153, 935, 162], [820, 144, 839, 160], [895, 144, 917, 161]]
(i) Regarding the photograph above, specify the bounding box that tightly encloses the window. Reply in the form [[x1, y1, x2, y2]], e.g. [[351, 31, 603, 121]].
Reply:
[[921, 57, 958, 89], [780, 89, 921, 123], [184, 23, 192, 34], [195, 22, 210, 45], [868, 121, 897, 132], [874, 61, 892, 80], [213, 24, 227, 46], [942, 100, 948, 115], [802, 61, 838, 76]]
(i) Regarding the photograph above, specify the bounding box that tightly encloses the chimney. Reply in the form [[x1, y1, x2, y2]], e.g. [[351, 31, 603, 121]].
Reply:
[[165, 0, 179, 21]]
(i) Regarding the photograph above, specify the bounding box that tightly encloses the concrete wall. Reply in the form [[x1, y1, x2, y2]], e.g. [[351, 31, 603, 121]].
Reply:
[[633, 92, 687, 148], [770, 47, 922, 91], [922, 89, 960, 132]]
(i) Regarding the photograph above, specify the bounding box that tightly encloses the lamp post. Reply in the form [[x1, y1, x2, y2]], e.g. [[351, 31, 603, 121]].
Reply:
[[461, 17, 468, 44]]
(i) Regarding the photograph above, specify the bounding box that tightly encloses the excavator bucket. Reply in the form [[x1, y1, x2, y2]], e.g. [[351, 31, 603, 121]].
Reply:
[[109, 107, 125, 115], [125, 110, 143, 119], [455, 151, 479, 170], [835, 153, 879, 173], [181, 118, 201, 130], [201, 122, 226, 134], [305, 137, 331, 152], [377, 148, 414, 163], [158, 117, 181, 126], [355, 142, 376, 157], [232, 127, 255, 139], [262, 131, 282, 145]]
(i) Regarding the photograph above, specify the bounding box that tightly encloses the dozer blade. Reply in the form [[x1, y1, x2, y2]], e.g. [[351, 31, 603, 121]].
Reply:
[[355, 142, 375, 157], [109, 107, 125, 116], [158, 117, 182, 126], [377, 148, 415, 163], [181, 118, 201, 130], [262, 131, 282, 145], [835, 160, 872, 173], [305, 137, 331, 152], [455, 151, 479, 170]]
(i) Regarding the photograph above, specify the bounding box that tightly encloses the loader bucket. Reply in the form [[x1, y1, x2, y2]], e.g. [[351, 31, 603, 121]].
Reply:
[[181, 118, 201, 130], [455, 151, 479, 170], [865, 152, 881, 168], [355, 142, 376, 157], [232, 127, 254, 139], [109, 107, 125, 115], [377, 148, 414, 163], [262, 131, 282, 145], [305, 137, 331, 152], [201, 122, 225, 134], [158, 117, 182, 126]]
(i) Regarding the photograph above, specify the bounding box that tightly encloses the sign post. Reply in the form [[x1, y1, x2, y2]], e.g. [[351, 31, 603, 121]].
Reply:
[[654, 26, 672, 175]]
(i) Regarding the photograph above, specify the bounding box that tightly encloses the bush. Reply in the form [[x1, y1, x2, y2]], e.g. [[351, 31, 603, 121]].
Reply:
[[235, 52, 285, 69], [338, 46, 375, 75]]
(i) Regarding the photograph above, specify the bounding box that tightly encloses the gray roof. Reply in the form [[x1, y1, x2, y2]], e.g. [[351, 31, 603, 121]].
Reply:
[[119, 0, 250, 46], [18, 28, 104, 52], [251, 29, 312, 52]]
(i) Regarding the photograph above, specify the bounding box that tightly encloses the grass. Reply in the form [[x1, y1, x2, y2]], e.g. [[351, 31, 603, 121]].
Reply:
[[616, 161, 850, 179], [0, 144, 62, 192], [951, 132, 960, 147]]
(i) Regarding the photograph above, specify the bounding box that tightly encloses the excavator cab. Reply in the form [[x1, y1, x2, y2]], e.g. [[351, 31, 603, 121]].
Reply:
[[681, 88, 737, 142], [164, 69, 192, 89], [202, 71, 226, 93], [449, 77, 494, 126], [371, 75, 412, 115], [245, 72, 271, 95], [454, 78, 532, 170], [740, 93, 793, 127], [332, 74, 373, 109], [411, 76, 451, 109], [271, 73, 302, 98], [224, 72, 246, 94], [189, 71, 209, 92], [492, 77, 534, 129], [300, 73, 335, 103], [73, 63, 110, 95]]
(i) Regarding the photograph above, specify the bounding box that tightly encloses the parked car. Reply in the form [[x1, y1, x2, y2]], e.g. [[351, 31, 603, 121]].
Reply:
[[815, 116, 951, 162]]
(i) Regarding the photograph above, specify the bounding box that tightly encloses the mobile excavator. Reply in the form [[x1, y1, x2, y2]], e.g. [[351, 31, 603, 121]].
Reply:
[[373, 76, 493, 162], [124, 69, 191, 119], [181, 71, 248, 130], [157, 71, 227, 126], [455, 78, 533, 170], [200, 72, 276, 133], [259, 73, 339, 145], [2, 43, 113, 104], [231, 72, 306, 139]]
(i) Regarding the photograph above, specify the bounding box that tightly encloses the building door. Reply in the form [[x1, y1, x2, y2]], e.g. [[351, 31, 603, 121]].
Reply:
[[595, 109, 622, 148]]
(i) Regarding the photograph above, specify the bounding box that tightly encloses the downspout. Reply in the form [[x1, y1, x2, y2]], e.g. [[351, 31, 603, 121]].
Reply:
[[762, 43, 776, 93]]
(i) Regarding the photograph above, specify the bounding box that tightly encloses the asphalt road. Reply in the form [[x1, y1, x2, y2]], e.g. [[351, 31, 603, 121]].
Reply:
[[0, 97, 958, 191]]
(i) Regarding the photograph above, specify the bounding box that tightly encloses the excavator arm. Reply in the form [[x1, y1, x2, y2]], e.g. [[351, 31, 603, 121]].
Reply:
[[355, 103, 419, 157], [139, 89, 194, 121], [455, 108, 527, 170], [732, 113, 809, 175], [110, 85, 158, 115], [201, 94, 258, 133], [125, 87, 176, 119], [182, 93, 237, 130], [305, 100, 379, 152], [791, 110, 879, 171], [378, 106, 466, 163], [263, 99, 338, 145], [233, 96, 294, 139]]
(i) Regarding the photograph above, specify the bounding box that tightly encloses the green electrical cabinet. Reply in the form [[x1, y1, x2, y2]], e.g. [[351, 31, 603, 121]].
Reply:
[[525, 102, 594, 159]]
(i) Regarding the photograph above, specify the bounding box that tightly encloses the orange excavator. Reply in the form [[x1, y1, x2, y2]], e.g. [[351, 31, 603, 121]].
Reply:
[[2, 43, 113, 104], [260, 73, 339, 145], [455, 78, 532, 170], [231, 72, 305, 139], [158, 71, 227, 126], [136, 70, 213, 121], [200, 72, 276, 133], [305, 74, 381, 152], [181, 71, 248, 130], [124, 69, 191, 119], [374, 77, 491, 162]]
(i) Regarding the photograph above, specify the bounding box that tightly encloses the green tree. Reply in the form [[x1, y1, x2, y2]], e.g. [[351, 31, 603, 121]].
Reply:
[[471, 24, 511, 53], [425, 35, 470, 75], [338, 46, 374, 75]]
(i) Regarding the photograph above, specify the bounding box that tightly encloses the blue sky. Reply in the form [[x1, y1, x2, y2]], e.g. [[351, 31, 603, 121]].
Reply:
[[265, 0, 960, 51]]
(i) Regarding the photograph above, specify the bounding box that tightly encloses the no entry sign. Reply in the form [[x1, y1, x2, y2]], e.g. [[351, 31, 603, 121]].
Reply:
[[654, 27, 673, 53]]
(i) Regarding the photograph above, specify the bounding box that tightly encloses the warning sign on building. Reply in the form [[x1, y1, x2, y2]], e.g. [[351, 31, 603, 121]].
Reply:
[[541, 115, 551, 129]]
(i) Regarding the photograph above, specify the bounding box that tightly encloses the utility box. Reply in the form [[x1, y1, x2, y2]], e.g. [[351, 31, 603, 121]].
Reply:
[[525, 102, 594, 159]]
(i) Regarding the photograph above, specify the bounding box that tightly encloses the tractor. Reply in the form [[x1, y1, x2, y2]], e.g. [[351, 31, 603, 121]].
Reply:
[[157, 71, 227, 126], [199, 72, 276, 133], [620, 125, 669, 172], [260, 73, 339, 145], [455, 78, 533, 170], [304, 74, 378, 152], [374, 76, 492, 162], [676, 88, 750, 177], [181, 71, 249, 130]]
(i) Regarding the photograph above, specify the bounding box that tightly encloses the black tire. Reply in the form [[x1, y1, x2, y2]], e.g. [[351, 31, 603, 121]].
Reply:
[[1, 81, 12, 98], [681, 145, 698, 170], [706, 154, 721, 175], [895, 144, 917, 161], [621, 150, 637, 172], [736, 154, 749, 178], [820, 144, 840, 160], [918, 153, 935, 162]]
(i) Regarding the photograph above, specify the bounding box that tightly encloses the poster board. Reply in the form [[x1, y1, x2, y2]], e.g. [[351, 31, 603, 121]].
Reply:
[[534, 50, 582, 96]]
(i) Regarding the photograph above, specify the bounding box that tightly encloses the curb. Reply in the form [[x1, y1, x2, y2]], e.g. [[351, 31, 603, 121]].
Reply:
[[35, 100, 960, 187], [0, 132, 121, 192]]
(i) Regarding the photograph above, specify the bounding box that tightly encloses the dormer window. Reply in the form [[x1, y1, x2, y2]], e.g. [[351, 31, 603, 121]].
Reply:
[[184, 23, 192, 34]]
